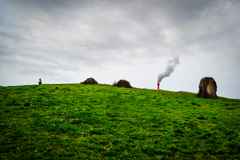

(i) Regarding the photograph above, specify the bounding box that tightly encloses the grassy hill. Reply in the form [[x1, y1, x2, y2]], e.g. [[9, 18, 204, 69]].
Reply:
[[0, 84, 240, 159]]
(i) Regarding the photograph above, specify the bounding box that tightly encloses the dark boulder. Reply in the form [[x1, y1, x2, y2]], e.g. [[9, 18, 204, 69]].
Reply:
[[198, 77, 218, 99], [80, 77, 98, 84], [116, 79, 132, 88]]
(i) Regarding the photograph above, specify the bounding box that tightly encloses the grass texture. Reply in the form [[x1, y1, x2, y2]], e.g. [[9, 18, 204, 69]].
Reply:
[[0, 84, 240, 159]]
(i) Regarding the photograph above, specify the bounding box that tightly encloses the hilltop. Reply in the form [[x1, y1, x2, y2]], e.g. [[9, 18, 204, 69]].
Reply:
[[0, 84, 240, 159]]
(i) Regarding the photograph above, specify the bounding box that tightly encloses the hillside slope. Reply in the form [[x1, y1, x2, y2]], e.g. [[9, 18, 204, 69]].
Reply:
[[0, 84, 240, 159]]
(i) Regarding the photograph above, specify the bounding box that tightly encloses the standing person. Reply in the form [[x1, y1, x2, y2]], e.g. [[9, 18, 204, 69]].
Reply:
[[39, 78, 42, 85]]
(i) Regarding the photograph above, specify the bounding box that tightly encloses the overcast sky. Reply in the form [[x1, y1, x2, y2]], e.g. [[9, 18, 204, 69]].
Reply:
[[0, 0, 240, 99]]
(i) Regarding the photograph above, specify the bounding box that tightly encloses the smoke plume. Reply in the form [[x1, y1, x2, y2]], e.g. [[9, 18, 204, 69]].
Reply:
[[158, 56, 180, 83]]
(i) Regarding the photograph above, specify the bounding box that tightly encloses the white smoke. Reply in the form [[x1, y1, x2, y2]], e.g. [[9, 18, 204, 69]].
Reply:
[[158, 56, 180, 83]]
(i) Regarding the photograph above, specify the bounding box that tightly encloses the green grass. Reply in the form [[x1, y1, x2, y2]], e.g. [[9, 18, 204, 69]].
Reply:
[[0, 84, 240, 159]]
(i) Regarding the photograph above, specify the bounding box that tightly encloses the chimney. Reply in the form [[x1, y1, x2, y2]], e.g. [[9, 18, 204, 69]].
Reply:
[[157, 83, 160, 90]]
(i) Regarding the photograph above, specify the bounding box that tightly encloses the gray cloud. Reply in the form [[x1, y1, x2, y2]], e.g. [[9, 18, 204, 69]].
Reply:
[[0, 0, 240, 98]]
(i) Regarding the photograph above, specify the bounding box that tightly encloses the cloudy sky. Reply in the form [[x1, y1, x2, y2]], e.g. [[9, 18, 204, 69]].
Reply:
[[0, 0, 240, 99]]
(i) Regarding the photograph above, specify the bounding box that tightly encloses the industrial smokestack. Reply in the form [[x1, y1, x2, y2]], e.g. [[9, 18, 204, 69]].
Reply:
[[157, 56, 180, 86], [157, 83, 160, 89]]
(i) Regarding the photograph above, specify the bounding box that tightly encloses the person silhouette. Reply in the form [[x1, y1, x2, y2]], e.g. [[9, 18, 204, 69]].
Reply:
[[38, 78, 42, 85]]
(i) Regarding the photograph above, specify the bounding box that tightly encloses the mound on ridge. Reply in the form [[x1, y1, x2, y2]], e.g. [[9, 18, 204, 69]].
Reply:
[[198, 77, 218, 99], [116, 79, 132, 88], [80, 77, 98, 84]]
